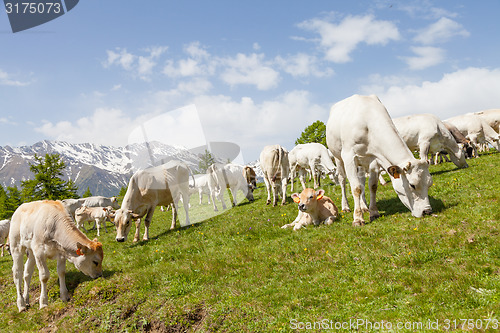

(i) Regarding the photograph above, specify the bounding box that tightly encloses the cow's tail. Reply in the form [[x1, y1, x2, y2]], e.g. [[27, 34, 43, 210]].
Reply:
[[187, 165, 195, 189], [271, 146, 283, 183]]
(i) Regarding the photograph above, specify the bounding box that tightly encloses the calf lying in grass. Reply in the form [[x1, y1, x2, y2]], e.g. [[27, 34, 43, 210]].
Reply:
[[281, 188, 339, 231]]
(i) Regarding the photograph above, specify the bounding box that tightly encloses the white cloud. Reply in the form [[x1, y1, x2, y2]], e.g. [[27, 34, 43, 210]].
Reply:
[[298, 14, 400, 63], [414, 17, 469, 45], [219, 53, 280, 90], [193, 90, 327, 159], [402, 46, 445, 70], [104, 46, 168, 80], [35, 108, 137, 147], [274, 53, 334, 78], [162, 42, 215, 78], [374, 67, 500, 119], [0, 69, 31, 86]]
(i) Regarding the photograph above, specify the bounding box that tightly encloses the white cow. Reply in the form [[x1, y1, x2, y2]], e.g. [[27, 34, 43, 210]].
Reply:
[[446, 114, 500, 157], [474, 109, 500, 134], [189, 174, 212, 205], [0, 219, 10, 256], [207, 163, 255, 211], [393, 114, 468, 168], [259, 145, 290, 206], [326, 95, 433, 226], [114, 160, 193, 242], [9, 200, 103, 312], [61, 198, 87, 219], [75, 206, 113, 236], [289, 143, 337, 191], [62, 196, 119, 220]]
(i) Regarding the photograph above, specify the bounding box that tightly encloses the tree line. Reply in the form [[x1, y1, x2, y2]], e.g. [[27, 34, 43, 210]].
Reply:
[[0, 153, 82, 219]]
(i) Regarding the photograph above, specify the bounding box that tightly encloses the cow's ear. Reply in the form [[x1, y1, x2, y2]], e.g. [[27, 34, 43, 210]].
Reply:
[[76, 242, 86, 256], [291, 193, 300, 203], [131, 213, 141, 219], [403, 162, 412, 172], [387, 166, 403, 179], [316, 189, 325, 200]]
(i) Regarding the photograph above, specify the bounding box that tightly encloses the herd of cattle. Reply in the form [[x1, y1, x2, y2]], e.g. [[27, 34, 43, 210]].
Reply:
[[1, 94, 499, 312]]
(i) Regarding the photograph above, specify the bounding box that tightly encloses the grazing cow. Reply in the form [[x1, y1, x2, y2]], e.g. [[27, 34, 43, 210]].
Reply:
[[393, 114, 468, 168], [446, 114, 500, 157], [326, 95, 433, 226], [243, 166, 257, 190], [189, 174, 212, 205], [207, 163, 255, 211], [281, 188, 338, 230], [0, 219, 10, 256], [289, 143, 337, 191], [259, 145, 290, 206], [442, 121, 473, 159], [62, 196, 119, 220], [475, 109, 500, 134], [75, 206, 112, 236], [9, 200, 103, 312], [114, 160, 193, 242]]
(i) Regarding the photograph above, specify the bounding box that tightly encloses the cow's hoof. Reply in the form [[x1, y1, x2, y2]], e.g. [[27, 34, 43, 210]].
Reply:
[[342, 208, 351, 213], [133, 238, 139, 243], [352, 220, 365, 227], [370, 214, 380, 222], [266, 200, 271, 205]]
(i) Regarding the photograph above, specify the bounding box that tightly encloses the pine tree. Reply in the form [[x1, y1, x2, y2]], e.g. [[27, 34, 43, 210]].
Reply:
[[5, 186, 22, 217], [21, 153, 79, 201], [295, 120, 327, 146], [198, 149, 216, 173], [82, 187, 92, 198], [0, 185, 8, 219]]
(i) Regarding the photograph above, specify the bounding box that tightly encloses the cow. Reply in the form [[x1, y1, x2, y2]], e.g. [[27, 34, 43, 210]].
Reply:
[[281, 188, 339, 230], [189, 174, 212, 205], [392, 114, 468, 169], [207, 163, 255, 211], [114, 160, 193, 242], [326, 95, 433, 226], [259, 145, 290, 206], [442, 121, 474, 159], [288, 143, 337, 191], [446, 114, 500, 157], [243, 166, 257, 190], [0, 219, 10, 256], [474, 109, 500, 134], [61, 198, 87, 219], [75, 206, 113, 236], [9, 200, 103, 312]]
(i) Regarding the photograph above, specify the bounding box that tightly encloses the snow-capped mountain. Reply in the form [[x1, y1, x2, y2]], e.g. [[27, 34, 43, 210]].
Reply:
[[0, 140, 206, 197]]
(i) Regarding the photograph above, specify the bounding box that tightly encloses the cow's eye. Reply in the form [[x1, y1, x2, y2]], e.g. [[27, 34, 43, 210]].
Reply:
[[309, 195, 314, 199], [93, 261, 99, 266], [410, 184, 416, 190]]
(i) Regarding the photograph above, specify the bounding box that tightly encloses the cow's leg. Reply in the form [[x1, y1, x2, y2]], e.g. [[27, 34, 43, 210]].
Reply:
[[181, 190, 191, 227], [94, 218, 101, 237], [34, 252, 50, 309], [298, 169, 307, 190], [280, 179, 288, 205], [368, 163, 380, 221], [309, 162, 319, 188], [199, 189, 203, 205], [357, 167, 369, 213], [334, 158, 351, 212], [22, 249, 36, 306], [219, 188, 228, 210], [343, 156, 364, 226], [133, 218, 141, 242], [210, 189, 219, 211], [419, 142, 431, 163], [170, 203, 178, 230], [142, 208, 155, 241], [263, 175, 272, 205], [290, 166, 296, 192], [57, 256, 69, 302], [469, 136, 479, 158], [11, 247, 27, 312]]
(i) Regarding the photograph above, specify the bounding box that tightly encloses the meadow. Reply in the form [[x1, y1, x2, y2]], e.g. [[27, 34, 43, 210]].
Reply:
[[0, 151, 498, 332]]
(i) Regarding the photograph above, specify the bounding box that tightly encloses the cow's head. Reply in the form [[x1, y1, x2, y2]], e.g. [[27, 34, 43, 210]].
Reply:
[[291, 188, 323, 213], [70, 239, 103, 279], [387, 160, 433, 217], [114, 208, 140, 242]]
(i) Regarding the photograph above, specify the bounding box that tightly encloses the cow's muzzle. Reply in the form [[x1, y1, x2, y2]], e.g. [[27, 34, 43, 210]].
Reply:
[[116, 237, 125, 243]]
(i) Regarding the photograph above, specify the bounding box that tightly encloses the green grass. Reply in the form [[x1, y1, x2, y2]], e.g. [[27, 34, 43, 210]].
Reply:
[[0, 152, 499, 332]]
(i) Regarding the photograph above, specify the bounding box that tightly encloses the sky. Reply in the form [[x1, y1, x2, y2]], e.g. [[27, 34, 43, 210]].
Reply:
[[1, 0, 500, 162]]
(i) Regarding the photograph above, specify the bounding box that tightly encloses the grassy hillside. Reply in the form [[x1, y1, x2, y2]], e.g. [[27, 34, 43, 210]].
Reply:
[[0, 152, 499, 332]]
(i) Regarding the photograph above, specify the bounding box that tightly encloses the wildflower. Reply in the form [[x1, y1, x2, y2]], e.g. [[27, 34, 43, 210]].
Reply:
[[326, 250, 329, 254], [413, 227, 417, 231], [304, 248, 307, 251], [237, 232, 239, 234], [408, 251, 411, 255], [249, 227, 252, 230]]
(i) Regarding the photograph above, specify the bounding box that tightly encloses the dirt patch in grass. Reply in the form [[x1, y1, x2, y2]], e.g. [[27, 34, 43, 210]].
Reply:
[[142, 303, 207, 333]]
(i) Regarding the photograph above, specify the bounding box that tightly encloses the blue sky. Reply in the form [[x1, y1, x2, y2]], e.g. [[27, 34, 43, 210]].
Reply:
[[1, 0, 500, 162]]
